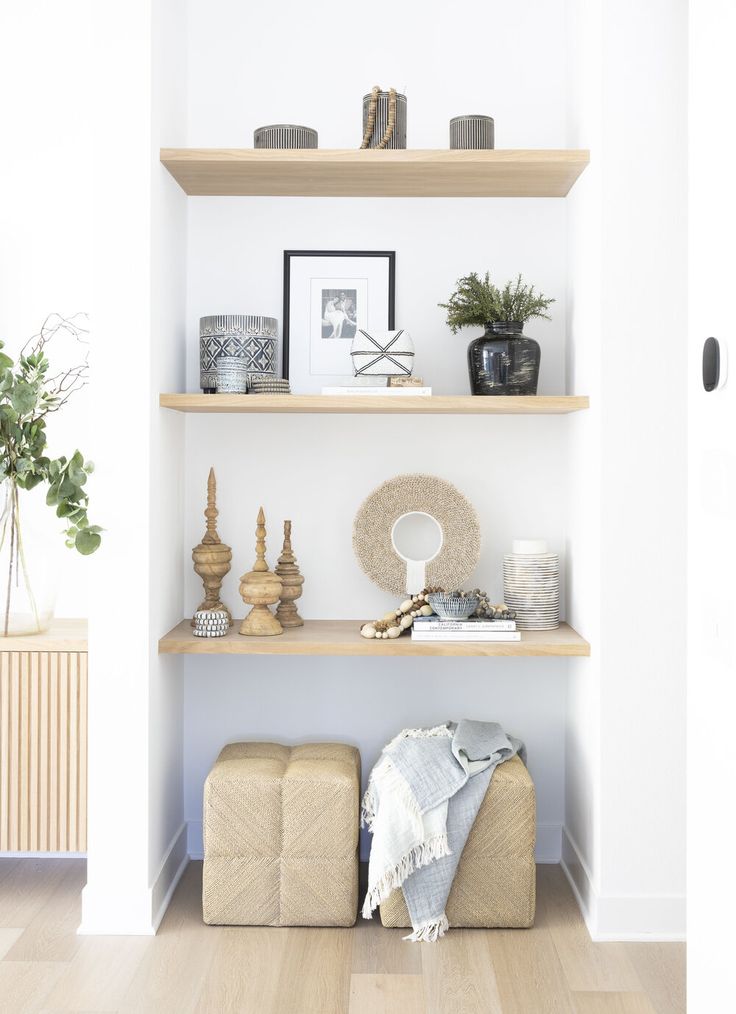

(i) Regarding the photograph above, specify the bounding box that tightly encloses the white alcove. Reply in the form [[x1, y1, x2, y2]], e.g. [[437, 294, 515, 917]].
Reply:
[[83, 0, 686, 940]]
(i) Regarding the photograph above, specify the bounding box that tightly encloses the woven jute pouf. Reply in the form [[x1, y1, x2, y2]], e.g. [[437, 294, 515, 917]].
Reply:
[[203, 742, 360, 927], [380, 754, 536, 929]]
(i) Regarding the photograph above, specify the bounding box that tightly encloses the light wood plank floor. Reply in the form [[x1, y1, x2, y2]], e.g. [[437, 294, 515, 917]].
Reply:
[[0, 859, 685, 1014]]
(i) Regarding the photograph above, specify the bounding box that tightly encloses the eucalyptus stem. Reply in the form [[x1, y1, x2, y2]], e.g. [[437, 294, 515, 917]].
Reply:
[[4, 492, 16, 637], [13, 484, 41, 632]]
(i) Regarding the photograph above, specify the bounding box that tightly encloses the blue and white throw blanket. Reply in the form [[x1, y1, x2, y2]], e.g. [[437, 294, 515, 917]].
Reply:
[[361, 720, 524, 941]]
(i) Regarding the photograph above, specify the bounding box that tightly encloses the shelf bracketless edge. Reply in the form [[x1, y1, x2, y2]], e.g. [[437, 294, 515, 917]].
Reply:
[[159, 619, 590, 658], [159, 393, 590, 415], [160, 148, 590, 198]]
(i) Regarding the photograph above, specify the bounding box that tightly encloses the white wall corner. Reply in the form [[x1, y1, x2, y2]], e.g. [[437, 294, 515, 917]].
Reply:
[[187, 819, 204, 860], [535, 823, 563, 863], [561, 827, 686, 942]]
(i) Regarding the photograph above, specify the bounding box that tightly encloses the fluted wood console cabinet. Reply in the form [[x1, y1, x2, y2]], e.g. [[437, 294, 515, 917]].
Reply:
[[0, 620, 88, 852]]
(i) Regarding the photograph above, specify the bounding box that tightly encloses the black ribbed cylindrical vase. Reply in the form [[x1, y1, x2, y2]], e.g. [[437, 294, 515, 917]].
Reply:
[[467, 321, 541, 396]]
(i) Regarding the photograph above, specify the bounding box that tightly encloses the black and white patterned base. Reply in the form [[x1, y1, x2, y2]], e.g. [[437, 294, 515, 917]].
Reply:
[[199, 315, 278, 392]]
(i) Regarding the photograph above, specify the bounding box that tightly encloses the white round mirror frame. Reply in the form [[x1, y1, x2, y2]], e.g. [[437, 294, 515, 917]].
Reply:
[[391, 511, 444, 593]]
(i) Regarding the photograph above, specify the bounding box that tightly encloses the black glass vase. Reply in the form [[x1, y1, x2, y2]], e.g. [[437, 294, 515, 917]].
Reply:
[[467, 321, 541, 396]]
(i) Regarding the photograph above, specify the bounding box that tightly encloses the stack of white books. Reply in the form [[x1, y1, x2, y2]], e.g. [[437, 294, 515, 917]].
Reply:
[[322, 385, 432, 396], [411, 616, 521, 642]]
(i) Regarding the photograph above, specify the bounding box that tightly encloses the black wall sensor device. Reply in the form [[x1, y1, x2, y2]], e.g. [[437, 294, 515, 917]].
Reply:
[[703, 336, 720, 392]]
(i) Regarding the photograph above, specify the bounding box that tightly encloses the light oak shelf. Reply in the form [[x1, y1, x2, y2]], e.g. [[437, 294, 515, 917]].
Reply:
[[160, 148, 590, 198], [159, 393, 589, 415], [159, 620, 589, 658]]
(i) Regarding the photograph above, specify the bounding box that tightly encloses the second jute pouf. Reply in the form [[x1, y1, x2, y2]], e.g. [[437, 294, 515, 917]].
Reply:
[[203, 741, 360, 927], [380, 754, 536, 929]]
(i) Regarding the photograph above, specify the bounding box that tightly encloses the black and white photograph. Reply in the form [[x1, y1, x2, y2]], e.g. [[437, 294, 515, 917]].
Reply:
[[283, 251, 395, 391], [321, 288, 358, 340]]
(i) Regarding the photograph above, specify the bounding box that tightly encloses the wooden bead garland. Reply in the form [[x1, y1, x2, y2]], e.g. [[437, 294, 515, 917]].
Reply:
[[359, 587, 516, 639], [360, 85, 398, 149], [359, 588, 439, 639]]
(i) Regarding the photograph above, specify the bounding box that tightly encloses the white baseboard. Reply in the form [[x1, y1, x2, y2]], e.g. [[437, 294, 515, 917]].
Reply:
[[561, 826, 686, 941], [0, 851, 86, 859], [186, 819, 563, 864], [151, 823, 189, 932], [79, 823, 188, 935]]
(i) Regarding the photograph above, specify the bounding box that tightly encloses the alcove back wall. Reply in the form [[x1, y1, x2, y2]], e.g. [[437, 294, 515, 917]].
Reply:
[[183, 0, 572, 859]]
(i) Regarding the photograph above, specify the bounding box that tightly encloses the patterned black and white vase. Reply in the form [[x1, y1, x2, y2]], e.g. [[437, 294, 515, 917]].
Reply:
[[467, 321, 541, 396], [199, 315, 278, 393]]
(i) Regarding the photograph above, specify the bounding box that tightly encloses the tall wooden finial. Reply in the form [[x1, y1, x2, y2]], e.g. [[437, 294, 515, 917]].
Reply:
[[191, 467, 232, 625], [239, 507, 283, 636], [275, 520, 305, 628], [253, 507, 268, 572], [203, 468, 220, 544]]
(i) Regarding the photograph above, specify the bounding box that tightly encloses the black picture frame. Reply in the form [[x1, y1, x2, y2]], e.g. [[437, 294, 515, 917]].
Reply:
[[282, 250, 396, 382]]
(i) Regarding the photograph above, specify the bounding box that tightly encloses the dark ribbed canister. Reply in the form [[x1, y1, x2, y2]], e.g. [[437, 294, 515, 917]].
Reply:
[[449, 115, 495, 150], [361, 92, 407, 149], [253, 124, 318, 149]]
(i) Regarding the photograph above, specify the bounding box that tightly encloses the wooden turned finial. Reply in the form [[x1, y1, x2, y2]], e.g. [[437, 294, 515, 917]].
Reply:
[[239, 507, 283, 637], [191, 467, 232, 626], [253, 507, 268, 572], [203, 468, 220, 544], [275, 520, 305, 628]]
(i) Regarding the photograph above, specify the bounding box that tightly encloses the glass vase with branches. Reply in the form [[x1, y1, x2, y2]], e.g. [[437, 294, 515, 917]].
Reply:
[[0, 314, 101, 636]]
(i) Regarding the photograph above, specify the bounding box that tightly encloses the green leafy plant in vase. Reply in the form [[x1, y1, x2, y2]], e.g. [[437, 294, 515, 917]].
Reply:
[[439, 272, 555, 395], [0, 314, 101, 636]]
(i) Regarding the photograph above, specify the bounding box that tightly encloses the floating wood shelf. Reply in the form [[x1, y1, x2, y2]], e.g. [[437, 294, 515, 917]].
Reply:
[[160, 149, 590, 198], [159, 394, 589, 415], [159, 620, 589, 658]]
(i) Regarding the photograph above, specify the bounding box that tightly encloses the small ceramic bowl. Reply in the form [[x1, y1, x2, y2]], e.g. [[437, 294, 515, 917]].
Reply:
[[427, 593, 479, 620]]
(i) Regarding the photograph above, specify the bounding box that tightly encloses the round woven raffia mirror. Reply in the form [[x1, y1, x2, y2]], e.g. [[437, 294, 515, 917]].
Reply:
[[352, 473, 481, 595]]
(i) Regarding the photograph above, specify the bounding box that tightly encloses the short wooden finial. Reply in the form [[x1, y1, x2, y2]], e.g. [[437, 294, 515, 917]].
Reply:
[[275, 518, 305, 628], [238, 506, 283, 637]]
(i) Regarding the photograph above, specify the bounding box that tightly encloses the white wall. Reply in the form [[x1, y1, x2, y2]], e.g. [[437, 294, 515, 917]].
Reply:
[[0, 1, 93, 619], [187, 0, 569, 149], [565, 0, 687, 939], [148, 0, 189, 921], [688, 0, 736, 1001], [82, 0, 187, 933], [182, 0, 574, 860]]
